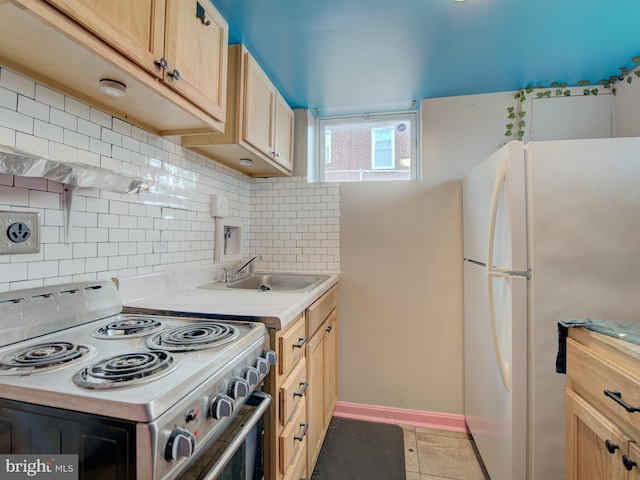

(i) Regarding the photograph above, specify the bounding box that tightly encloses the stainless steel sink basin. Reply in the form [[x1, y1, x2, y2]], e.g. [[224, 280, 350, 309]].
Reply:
[[198, 273, 330, 292], [227, 273, 329, 292]]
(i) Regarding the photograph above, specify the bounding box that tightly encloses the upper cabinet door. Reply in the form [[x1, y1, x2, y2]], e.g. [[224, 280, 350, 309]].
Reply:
[[45, 0, 165, 79], [274, 92, 294, 171], [242, 52, 276, 156], [164, 0, 228, 123]]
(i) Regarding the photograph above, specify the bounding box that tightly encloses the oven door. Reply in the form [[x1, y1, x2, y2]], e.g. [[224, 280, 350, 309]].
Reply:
[[179, 391, 271, 480]]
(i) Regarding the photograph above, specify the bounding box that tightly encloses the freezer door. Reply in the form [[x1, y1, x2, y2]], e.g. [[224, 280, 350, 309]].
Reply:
[[464, 261, 527, 480], [463, 140, 526, 273]]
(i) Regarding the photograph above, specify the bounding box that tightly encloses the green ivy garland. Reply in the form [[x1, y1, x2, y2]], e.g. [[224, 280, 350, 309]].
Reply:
[[505, 55, 640, 140]]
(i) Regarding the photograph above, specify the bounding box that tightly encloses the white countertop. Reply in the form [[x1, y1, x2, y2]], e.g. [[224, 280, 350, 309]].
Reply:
[[116, 264, 339, 330]]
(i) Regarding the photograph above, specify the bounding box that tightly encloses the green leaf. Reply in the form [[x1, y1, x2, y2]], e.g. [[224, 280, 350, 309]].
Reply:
[[578, 79, 590, 86], [635, 71, 640, 78], [514, 92, 521, 99], [564, 90, 571, 96], [628, 76, 633, 84], [525, 86, 534, 93], [632, 55, 640, 63], [550, 81, 559, 87], [518, 111, 526, 118], [517, 131, 524, 139], [505, 131, 512, 137], [536, 92, 544, 98], [506, 123, 514, 129], [544, 90, 551, 97], [518, 120, 525, 127], [583, 88, 591, 95], [555, 89, 563, 96], [560, 83, 567, 88], [508, 113, 515, 119], [620, 67, 629, 74], [612, 87, 617, 95], [591, 88, 599, 95], [507, 106, 515, 113]]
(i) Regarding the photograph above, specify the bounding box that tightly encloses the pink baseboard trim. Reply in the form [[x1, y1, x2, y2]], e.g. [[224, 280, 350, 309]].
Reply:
[[333, 401, 468, 433]]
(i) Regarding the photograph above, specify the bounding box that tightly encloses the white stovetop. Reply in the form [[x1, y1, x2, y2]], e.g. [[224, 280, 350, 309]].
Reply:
[[116, 264, 339, 330]]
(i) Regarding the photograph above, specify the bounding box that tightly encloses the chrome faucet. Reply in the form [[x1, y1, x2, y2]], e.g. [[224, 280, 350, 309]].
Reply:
[[226, 254, 261, 281]]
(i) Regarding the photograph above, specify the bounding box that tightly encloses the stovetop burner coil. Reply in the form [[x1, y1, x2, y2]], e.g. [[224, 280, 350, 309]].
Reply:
[[93, 316, 165, 338], [0, 342, 92, 373], [145, 322, 239, 352], [72, 350, 175, 390]]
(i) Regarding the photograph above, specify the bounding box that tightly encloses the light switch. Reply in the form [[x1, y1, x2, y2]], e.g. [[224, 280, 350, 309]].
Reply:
[[210, 194, 229, 217]]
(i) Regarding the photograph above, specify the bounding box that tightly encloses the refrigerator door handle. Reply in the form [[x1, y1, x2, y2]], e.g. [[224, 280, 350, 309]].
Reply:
[[486, 159, 511, 390]]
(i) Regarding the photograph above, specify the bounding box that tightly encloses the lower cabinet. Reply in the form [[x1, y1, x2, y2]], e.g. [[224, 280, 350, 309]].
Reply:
[[566, 328, 640, 479], [306, 308, 338, 471], [263, 283, 338, 480]]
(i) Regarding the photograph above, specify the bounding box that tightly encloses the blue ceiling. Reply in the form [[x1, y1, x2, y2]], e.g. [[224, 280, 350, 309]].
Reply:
[[211, 0, 640, 117]]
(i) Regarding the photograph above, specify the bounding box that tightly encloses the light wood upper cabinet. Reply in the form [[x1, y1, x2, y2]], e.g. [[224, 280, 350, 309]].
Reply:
[[44, 0, 165, 79], [164, 0, 227, 122], [43, 0, 227, 123], [182, 44, 294, 177], [274, 92, 295, 172], [243, 53, 276, 157], [0, 0, 226, 135]]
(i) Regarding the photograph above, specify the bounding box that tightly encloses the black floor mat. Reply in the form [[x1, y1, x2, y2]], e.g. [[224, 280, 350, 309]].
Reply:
[[311, 417, 406, 480]]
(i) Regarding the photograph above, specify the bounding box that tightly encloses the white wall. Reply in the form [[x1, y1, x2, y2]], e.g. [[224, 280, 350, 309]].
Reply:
[[0, 67, 339, 292], [337, 92, 513, 413]]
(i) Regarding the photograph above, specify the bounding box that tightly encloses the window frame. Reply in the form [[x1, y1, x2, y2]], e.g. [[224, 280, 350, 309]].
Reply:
[[313, 110, 421, 183], [371, 126, 396, 169]]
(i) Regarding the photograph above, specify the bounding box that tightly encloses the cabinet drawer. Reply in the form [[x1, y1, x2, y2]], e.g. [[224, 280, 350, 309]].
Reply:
[[280, 358, 308, 426], [307, 285, 338, 337], [279, 398, 307, 474], [567, 337, 640, 431], [283, 432, 308, 480], [279, 314, 306, 377]]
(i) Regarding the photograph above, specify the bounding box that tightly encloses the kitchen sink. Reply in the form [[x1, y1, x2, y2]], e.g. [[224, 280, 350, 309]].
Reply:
[[199, 273, 330, 292]]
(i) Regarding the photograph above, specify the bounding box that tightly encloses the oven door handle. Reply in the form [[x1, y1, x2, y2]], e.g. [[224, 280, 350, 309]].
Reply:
[[198, 390, 272, 480]]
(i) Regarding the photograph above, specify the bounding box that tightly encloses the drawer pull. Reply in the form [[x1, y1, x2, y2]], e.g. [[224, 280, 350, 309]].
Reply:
[[326, 325, 333, 333], [604, 390, 640, 413], [623, 455, 638, 471], [293, 381, 308, 397], [605, 439, 620, 454], [294, 422, 308, 441], [293, 337, 309, 348]]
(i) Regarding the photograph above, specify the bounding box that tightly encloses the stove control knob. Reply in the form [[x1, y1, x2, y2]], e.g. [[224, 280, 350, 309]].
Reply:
[[185, 409, 199, 422], [165, 427, 196, 461], [255, 357, 270, 377], [210, 394, 234, 420], [244, 366, 260, 388], [264, 349, 277, 366], [230, 378, 250, 399]]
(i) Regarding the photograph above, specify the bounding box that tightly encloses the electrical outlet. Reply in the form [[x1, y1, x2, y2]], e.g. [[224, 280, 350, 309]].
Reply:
[[210, 193, 229, 217], [0, 211, 40, 254]]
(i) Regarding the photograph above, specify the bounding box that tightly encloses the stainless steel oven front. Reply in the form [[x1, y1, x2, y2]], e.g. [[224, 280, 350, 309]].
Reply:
[[0, 281, 276, 480]]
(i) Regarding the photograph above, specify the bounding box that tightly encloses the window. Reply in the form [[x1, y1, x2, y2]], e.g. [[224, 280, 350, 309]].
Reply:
[[315, 111, 419, 182], [371, 127, 395, 169]]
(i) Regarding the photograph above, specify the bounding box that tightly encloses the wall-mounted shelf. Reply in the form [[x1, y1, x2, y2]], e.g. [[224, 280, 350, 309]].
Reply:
[[0, 145, 152, 243]]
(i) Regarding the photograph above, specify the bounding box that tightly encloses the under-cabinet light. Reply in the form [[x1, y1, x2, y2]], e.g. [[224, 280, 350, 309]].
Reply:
[[239, 159, 253, 166], [99, 79, 127, 97]]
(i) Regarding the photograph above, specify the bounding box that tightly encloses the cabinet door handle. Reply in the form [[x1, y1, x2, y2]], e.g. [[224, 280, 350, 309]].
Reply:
[[623, 455, 638, 471], [326, 325, 333, 333], [604, 389, 640, 413], [154, 57, 168, 71], [293, 381, 308, 397], [168, 69, 181, 81], [196, 2, 211, 25], [293, 337, 308, 348], [605, 439, 619, 454], [294, 422, 308, 441]]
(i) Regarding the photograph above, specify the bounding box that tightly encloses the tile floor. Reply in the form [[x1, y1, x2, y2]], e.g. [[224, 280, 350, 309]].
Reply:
[[402, 425, 490, 480]]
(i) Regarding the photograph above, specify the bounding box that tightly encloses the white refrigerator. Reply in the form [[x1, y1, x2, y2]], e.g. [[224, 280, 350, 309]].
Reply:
[[462, 137, 640, 480]]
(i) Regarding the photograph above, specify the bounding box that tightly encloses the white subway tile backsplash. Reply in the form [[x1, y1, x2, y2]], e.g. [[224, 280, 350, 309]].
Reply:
[[0, 70, 34, 99], [50, 108, 76, 130], [35, 85, 64, 110], [0, 107, 33, 134], [0, 66, 339, 289]]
